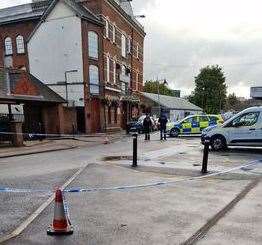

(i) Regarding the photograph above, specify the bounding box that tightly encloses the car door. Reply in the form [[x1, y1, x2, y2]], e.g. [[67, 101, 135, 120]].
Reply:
[[191, 115, 200, 133], [254, 113, 262, 145], [181, 117, 193, 134], [227, 111, 260, 145], [199, 115, 209, 132]]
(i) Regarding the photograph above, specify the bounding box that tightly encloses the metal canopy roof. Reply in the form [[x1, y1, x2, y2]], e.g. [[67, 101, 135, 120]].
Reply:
[[142, 92, 203, 111]]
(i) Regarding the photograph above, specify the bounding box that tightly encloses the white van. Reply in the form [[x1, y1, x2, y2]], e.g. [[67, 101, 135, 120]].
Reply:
[[201, 106, 262, 151]]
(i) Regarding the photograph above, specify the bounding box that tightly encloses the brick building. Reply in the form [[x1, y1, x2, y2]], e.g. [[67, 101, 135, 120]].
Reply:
[[0, 67, 75, 136], [0, 0, 145, 133], [80, 0, 146, 129]]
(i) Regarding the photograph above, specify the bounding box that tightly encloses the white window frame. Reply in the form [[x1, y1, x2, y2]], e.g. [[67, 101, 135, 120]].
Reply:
[[4, 37, 13, 56], [113, 60, 116, 84], [106, 56, 110, 83], [16, 35, 25, 54], [89, 65, 100, 95], [105, 19, 109, 38], [112, 24, 116, 43], [136, 71, 139, 91], [136, 43, 139, 59], [121, 34, 126, 58], [88, 31, 99, 59], [127, 37, 131, 54]]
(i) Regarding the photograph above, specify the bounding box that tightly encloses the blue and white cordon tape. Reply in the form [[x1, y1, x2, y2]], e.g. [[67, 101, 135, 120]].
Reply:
[[0, 159, 261, 194]]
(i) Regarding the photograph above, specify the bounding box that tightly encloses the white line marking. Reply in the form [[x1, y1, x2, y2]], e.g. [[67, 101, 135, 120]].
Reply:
[[0, 163, 88, 244]]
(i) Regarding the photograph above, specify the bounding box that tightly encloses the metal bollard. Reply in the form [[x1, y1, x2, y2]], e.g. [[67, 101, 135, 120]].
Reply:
[[201, 138, 210, 174], [132, 133, 138, 167]]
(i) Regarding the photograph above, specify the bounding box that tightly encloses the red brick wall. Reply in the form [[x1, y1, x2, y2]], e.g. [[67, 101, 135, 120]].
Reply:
[[63, 107, 77, 134], [0, 20, 39, 70], [81, 0, 145, 94], [42, 104, 64, 134], [11, 72, 40, 96], [81, 19, 104, 133]]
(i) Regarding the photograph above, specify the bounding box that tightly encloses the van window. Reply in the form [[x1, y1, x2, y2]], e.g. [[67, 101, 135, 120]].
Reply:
[[231, 112, 259, 127]]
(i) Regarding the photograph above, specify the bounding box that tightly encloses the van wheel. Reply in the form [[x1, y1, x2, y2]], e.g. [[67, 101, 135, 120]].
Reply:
[[170, 128, 179, 138], [211, 135, 227, 151]]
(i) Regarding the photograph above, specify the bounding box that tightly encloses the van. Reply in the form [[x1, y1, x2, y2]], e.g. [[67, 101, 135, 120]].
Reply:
[[201, 106, 262, 151]]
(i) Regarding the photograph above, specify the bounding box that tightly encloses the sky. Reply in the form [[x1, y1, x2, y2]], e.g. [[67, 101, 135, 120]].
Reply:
[[1, 0, 262, 98]]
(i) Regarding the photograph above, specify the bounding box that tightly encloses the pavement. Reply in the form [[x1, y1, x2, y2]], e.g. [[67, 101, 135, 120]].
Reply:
[[0, 132, 126, 158], [0, 132, 261, 244]]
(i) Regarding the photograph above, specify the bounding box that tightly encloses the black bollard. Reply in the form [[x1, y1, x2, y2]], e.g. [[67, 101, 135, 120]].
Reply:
[[132, 133, 138, 167], [201, 138, 210, 174], [72, 124, 76, 139]]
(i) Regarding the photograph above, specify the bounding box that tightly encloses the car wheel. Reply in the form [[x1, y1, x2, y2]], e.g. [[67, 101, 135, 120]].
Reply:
[[170, 128, 179, 137], [211, 135, 227, 151]]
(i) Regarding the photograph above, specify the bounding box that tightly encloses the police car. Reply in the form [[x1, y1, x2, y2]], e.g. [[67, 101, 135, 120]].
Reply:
[[167, 114, 223, 137], [202, 106, 262, 151]]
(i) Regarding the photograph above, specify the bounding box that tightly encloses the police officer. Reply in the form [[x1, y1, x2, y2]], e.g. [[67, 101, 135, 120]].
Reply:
[[158, 112, 168, 140], [143, 114, 152, 140]]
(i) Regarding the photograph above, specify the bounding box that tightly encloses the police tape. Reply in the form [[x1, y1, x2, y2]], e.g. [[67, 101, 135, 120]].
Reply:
[[0, 159, 261, 194], [0, 131, 107, 138]]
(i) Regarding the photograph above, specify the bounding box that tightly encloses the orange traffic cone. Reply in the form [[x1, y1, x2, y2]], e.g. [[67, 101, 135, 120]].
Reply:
[[47, 189, 73, 235], [104, 136, 110, 144]]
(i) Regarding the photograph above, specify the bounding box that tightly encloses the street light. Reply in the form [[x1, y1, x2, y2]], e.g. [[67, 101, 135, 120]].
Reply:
[[134, 15, 146, 18], [156, 78, 168, 116], [64, 70, 78, 105]]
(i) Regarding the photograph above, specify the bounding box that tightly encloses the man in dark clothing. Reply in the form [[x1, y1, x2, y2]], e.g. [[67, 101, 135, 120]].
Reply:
[[143, 114, 152, 140], [158, 113, 168, 140]]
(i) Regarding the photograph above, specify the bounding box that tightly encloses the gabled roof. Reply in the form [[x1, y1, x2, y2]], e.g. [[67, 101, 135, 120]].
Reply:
[[142, 92, 203, 111], [28, 0, 103, 41], [41, 0, 102, 25], [0, 1, 50, 25], [0, 69, 65, 103]]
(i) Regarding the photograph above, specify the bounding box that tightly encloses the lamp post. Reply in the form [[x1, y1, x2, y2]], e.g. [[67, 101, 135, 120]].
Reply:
[[156, 78, 168, 116], [64, 70, 78, 105]]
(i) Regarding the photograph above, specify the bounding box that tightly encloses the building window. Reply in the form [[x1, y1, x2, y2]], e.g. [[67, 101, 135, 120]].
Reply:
[[136, 43, 139, 59], [106, 56, 110, 83], [121, 34, 126, 58], [88, 31, 98, 59], [16, 35, 25, 54], [89, 65, 100, 95], [4, 37, 13, 56], [105, 19, 109, 38], [136, 72, 139, 91], [113, 60, 116, 84], [127, 37, 131, 54], [112, 25, 116, 43]]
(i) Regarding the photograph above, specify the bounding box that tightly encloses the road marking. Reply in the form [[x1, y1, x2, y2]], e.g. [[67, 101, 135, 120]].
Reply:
[[0, 163, 89, 244], [181, 178, 261, 245]]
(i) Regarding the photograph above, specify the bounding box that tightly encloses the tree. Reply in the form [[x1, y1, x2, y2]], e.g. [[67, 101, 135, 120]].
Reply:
[[144, 80, 175, 96], [225, 93, 240, 111], [189, 65, 227, 114]]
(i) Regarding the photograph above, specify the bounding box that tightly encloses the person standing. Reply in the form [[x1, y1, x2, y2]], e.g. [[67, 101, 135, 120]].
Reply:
[[158, 113, 168, 140], [143, 114, 152, 140]]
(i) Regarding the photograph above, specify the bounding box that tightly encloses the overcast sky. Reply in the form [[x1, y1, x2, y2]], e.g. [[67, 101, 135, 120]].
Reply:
[[1, 0, 262, 98]]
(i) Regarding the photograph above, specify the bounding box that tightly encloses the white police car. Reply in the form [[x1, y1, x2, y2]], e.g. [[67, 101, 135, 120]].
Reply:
[[202, 106, 262, 151]]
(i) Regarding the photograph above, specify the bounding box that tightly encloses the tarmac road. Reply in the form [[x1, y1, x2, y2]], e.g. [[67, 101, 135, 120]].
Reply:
[[0, 133, 261, 244]]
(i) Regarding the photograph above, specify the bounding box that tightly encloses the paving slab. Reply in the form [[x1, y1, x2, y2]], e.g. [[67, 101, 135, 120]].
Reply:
[[198, 180, 262, 245], [4, 163, 254, 245]]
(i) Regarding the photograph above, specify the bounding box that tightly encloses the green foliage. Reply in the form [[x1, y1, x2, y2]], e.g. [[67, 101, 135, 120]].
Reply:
[[226, 93, 239, 110], [144, 80, 175, 96], [225, 93, 248, 111], [189, 65, 227, 114]]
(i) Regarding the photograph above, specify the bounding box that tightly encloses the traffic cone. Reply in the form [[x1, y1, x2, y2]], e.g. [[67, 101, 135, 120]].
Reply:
[[47, 189, 73, 235], [104, 136, 110, 144]]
